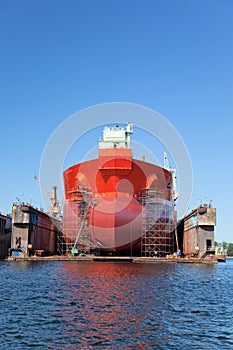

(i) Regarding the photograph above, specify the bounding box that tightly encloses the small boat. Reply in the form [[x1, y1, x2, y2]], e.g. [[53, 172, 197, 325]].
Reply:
[[216, 254, 226, 263]]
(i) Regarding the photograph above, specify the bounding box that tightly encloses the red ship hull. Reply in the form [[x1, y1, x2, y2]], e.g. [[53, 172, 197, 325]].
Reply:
[[63, 147, 174, 255]]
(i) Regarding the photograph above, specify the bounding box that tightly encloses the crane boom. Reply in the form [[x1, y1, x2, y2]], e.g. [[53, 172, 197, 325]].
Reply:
[[34, 175, 51, 198]]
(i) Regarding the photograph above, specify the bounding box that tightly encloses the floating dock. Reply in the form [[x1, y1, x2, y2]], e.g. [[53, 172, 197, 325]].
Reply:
[[7, 255, 218, 264], [9, 203, 62, 258], [5, 201, 221, 263], [0, 213, 12, 258]]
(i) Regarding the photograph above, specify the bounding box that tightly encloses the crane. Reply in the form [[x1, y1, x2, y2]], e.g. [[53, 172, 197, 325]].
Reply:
[[163, 152, 180, 255], [163, 152, 180, 253], [34, 175, 61, 218], [163, 152, 178, 201], [34, 175, 51, 198]]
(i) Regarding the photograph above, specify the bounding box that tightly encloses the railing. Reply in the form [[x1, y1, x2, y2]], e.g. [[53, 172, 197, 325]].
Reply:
[[200, 246, 215, 259], [206, 246, 215, 252]]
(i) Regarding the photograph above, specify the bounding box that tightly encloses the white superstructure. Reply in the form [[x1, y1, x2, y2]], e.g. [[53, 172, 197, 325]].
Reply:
[[99, 122, 133, 149]]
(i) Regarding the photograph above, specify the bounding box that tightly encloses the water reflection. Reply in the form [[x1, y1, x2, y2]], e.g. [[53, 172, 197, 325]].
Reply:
[[59, 262, 187, 348], [0, 260, 233, 349]]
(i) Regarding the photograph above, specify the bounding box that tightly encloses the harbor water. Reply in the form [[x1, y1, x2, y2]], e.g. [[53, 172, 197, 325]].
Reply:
[[0, 259, 233, 349]]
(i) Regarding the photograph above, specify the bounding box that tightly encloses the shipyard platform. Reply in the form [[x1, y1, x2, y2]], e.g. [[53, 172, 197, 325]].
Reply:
[[7, 255, 218, 264]]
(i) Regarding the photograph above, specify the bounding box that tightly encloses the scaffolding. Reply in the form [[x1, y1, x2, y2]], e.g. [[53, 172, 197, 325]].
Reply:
[[59, 185, 176, 257], [140, 188, 175, 257], [57, 187, 93, 255]]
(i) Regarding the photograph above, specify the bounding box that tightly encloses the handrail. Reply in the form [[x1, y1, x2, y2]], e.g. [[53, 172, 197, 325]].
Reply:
[[206, 246, 215, 251]]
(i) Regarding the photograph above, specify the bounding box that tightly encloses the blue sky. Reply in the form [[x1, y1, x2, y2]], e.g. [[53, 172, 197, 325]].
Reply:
[[0, 0, 232, 242]]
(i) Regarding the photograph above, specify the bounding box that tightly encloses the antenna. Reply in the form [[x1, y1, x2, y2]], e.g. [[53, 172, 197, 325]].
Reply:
[[16, 193, 24, 204]]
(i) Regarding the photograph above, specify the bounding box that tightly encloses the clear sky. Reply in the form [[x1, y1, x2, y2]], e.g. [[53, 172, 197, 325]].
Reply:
[[0, 0, 232, 242]]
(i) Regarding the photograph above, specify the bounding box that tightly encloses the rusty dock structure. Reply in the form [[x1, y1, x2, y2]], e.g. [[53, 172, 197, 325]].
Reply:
[[178, 204, 217, 260]]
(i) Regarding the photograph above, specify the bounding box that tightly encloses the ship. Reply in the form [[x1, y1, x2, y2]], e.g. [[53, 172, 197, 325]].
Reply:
[[62, 123, 177, 256]]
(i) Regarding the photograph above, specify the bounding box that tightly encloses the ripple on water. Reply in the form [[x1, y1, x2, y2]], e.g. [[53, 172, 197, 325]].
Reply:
[[0, 260, 233, 349]]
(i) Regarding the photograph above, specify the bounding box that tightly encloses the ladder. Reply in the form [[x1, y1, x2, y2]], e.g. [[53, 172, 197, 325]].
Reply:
[[71, 187, 93, 255]]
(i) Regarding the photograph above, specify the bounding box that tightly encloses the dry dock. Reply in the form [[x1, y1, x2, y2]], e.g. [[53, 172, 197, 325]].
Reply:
[[7, 255, 218, 264]]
